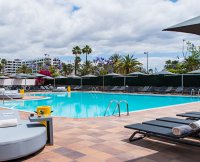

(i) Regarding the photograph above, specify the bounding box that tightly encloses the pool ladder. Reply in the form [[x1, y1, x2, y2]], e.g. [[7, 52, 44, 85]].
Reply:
[[104, 100, 129, 117]]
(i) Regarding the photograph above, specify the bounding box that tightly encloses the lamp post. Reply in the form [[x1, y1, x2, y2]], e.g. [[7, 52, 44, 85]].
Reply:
[[144, 52, 149, 74]]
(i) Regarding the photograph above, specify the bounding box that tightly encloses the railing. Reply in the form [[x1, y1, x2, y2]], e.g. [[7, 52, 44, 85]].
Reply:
[[104, 100, 129, 117], [191, 89, 195, 96]]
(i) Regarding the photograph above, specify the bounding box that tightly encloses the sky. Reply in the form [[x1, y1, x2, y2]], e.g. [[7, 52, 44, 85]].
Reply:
[[0, 0, 200, 71]]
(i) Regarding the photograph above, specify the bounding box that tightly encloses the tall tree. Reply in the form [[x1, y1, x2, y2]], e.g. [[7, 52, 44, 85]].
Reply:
[[62, 63, 74, 76], [109, 53, 121, 73], [72, 46, 82, 75], [82, 45, 92, 63], [120, 54, 142, 74]]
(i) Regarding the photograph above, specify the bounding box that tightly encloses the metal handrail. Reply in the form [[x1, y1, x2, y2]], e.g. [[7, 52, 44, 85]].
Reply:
[[191, 89, 195, 96], [119, 100, 129, 116], [105, 100, 129, 117], [104, 100, 119, 116]]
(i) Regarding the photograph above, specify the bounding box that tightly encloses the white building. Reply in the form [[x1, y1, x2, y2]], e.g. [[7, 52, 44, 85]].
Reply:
[[4, 57, 63, 74]]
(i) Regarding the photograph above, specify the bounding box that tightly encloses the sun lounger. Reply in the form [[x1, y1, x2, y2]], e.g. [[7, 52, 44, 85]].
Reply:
[[52, 87, 66, 92], [157, 117, 194, 124], [110, 86, 119, 91], [125, 120, 200, 146], [177, 113, 200, 120], [164, 86, 173, 93], [143, 120, 187, 129], [140, 86, 150, 92], [0, 110, 47, 161], [174, 87, 183, 93]]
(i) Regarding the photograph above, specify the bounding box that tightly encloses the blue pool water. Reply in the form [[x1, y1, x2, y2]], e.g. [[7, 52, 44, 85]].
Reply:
[[1, 92, 200, 118]]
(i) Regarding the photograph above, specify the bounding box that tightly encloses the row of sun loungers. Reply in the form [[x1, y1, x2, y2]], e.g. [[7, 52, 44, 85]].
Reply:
[[125, 111, 200, 147]]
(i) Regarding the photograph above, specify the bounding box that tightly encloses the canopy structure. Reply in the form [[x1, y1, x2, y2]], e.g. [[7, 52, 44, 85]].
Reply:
[[114, 75, 138, 88], [188, 69, 200, 74], [81, 74, 97, 78], [32, 73, 46, 77], [81, 74, 97, 88], [0, 76, 9, 79], [67, 75, 81, 79], [163, 16, 200, 35], [54, 76, 67, 79], [154, 70, 175, 75], [102, 73, 121, 91], [127, 72, 145, 76]]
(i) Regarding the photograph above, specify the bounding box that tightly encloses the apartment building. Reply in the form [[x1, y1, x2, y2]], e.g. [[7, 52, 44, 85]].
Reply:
[[4, 57, 63, 74]]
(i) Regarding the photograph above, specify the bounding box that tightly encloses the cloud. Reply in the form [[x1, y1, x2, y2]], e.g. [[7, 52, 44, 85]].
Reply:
[[0, 0, 200, 70]]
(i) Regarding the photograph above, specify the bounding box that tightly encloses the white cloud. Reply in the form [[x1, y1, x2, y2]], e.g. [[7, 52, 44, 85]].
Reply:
[[0, 0, 200, 70]]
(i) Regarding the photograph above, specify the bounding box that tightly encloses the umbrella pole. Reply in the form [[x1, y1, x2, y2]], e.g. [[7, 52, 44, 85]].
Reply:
[[54, 79, 55, 87]]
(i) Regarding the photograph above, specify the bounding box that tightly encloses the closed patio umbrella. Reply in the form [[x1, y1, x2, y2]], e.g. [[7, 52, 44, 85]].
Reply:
[[163, 16, 200, 35]]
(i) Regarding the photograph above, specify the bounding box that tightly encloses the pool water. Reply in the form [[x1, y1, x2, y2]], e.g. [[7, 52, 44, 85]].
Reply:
[[1, 92, 200, 118]]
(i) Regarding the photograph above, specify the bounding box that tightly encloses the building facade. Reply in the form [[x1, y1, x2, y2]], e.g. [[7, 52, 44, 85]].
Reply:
[[4, 57, 62, 74]]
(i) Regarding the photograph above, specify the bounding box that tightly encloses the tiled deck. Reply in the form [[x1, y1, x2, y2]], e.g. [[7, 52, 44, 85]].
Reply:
[[4, 102, 200, 162]]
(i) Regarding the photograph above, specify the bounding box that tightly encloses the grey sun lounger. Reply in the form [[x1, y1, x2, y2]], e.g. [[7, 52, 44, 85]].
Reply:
[[0, 110, 47, 161], [176, 113, 200, 119], [143, 120, 188, 129], [157, 117, 195, 124], [125, 123, 200, 146]]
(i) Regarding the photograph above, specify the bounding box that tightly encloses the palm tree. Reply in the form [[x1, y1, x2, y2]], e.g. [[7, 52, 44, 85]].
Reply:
[[72, 46, 82, 75], [82, 45, 92, 63], [16, 64, 32, 74], [109, 53, 121, 73], [62, 63, 74, 76], [120, 54, 142, 74]]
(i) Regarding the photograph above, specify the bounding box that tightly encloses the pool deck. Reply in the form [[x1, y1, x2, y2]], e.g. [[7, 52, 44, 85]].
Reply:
[[1, 99, 200, 161]]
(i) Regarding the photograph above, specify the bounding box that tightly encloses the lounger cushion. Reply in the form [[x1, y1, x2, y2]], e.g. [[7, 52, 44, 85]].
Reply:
[[0, 121, 47, 161]]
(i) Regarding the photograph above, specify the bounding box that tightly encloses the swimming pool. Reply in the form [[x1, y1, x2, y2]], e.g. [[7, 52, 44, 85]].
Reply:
[[1, 92, 200, 118]]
